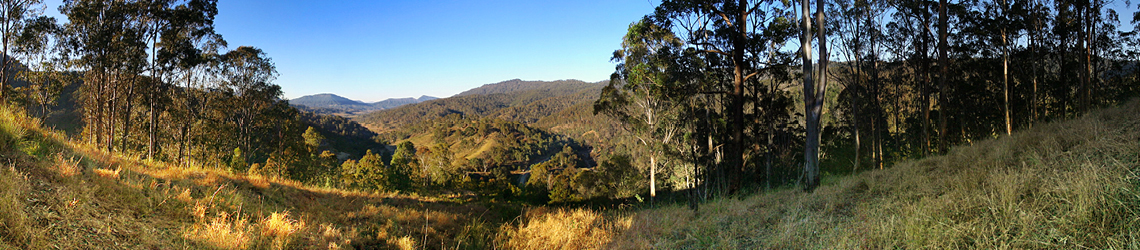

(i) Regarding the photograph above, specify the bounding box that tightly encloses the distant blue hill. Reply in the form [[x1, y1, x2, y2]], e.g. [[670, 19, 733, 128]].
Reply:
[[290, 93, 438, 115]]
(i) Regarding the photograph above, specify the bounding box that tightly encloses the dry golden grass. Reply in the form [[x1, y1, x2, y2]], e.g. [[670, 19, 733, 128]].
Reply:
[[0, 105, 503, 249], [501, 99, 1140, 249], [498, 207, 630, 249], [0, 165, 34, 249], [185, 211, 254, 249], [260, 211, 306, 249]]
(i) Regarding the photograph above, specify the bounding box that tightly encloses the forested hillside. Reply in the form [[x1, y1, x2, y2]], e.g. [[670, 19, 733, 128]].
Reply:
[[454, 79, 602, 97], [358, 79, 642, 204], [355, 79, 606, 132]]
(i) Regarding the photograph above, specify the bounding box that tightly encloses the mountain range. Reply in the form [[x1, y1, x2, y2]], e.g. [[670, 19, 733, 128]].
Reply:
[[354, 79, 607, 131], [289, 94, 438, 115], [294, 79, 628, 161]]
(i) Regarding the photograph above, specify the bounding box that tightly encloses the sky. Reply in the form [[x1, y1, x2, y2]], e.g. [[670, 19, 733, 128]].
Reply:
[[39, 0, 657, 102], [36, 0, 1138, 102], [205, 0, 659, 102]]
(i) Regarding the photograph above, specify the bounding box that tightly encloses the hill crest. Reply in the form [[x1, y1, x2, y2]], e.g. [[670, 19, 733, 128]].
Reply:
[[290, 93, 439, 115], [455, 79, 603, 97]]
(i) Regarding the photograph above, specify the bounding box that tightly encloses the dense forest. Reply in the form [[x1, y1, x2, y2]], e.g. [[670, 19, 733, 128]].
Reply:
[[590, 0, 1140, 204]]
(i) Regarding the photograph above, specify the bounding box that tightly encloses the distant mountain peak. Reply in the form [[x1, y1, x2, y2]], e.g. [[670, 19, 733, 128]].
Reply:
[[290, 93, 437, 115], [455, 79, 599, 97], [291, 93, 365, 107]]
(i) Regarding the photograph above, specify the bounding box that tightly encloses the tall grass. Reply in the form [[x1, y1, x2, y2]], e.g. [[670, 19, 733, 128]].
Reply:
[[0, 166, 32, 248], [497, 207, 629, 249], [501, 100, 1140, 249], [0, 104, 505, 249]]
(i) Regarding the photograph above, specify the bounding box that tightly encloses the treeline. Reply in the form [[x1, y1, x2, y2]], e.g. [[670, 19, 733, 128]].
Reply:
[[363, 112, 643, 202], [600, 0, 1140, 202], [0, 0, 385, 186]]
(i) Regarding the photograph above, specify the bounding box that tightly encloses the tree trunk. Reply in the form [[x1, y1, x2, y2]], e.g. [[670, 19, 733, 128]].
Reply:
[[802, 0, 820, 190], [1084, 3, 1093, 111], [149, 88, 157, 159], [726, 0, 749, 194], [650, 155, 656, 204], [148, 36, 160, 160], [0, 16, 9, 103], [815, 0, 830, 171], [1003, 28, 1011, 135], [1078, 4, 1089, 113], [921, 2, 932, 155], [938, 0, 949, 151], [122, 77, 136, 152], [852, 86, 861, 173]]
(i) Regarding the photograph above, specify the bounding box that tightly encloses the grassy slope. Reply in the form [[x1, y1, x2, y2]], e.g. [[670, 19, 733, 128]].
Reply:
[[0, 106, 507, 250], [501, 100, 1140, 249], [4, 97, 1137, 249]]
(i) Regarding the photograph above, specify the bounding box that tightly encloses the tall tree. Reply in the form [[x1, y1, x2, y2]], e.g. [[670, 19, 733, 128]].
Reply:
[[12, 15, 63, 117], [60, 0, 148, 150], [0, 0, 44, 103], [801, 0, 828, 191], [654, 0, 783, 193], [597, 17, 695, 203], [218, 46, 278, 163], [145, 0, 219, 160], [937, 0, 949, 150]]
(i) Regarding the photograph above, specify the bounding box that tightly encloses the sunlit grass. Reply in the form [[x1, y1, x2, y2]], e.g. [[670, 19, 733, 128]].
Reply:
[[498, 207, 629, 249], [0, 104, 501, 249], [501, 99, 1140, 249]]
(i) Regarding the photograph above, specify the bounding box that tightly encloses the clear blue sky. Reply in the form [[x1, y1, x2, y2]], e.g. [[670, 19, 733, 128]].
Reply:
[[209, 0, 658, 102], [39, 1, 1136, 102], [39, 0, 657, 102]]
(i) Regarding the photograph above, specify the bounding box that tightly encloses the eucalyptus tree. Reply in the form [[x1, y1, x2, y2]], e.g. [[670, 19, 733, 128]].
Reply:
[[12, 15, 64, 118], [217, 46, 279, 164], [977, 0, 1028, 135], [937, 0, 948, 151], [799, 0, 831, 190], [597, 18, 697, 203], [831, 0, 879, 172], [145, 0, 220, 160], [651, 0, 801, 193], [0, 0, 45, 103], [60, 0, 149, 150]]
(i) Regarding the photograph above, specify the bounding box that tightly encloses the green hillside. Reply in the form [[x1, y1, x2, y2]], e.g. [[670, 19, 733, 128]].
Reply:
[[355, 80, 605, 133], [454, 79, 603, 97]]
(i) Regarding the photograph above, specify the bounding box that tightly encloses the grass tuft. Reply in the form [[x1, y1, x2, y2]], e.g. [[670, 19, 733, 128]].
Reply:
[[185, 211, 253, 249], [498, 208, 627, 249], [259, 211, 306, 249], [0, 166, 33, 248]]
